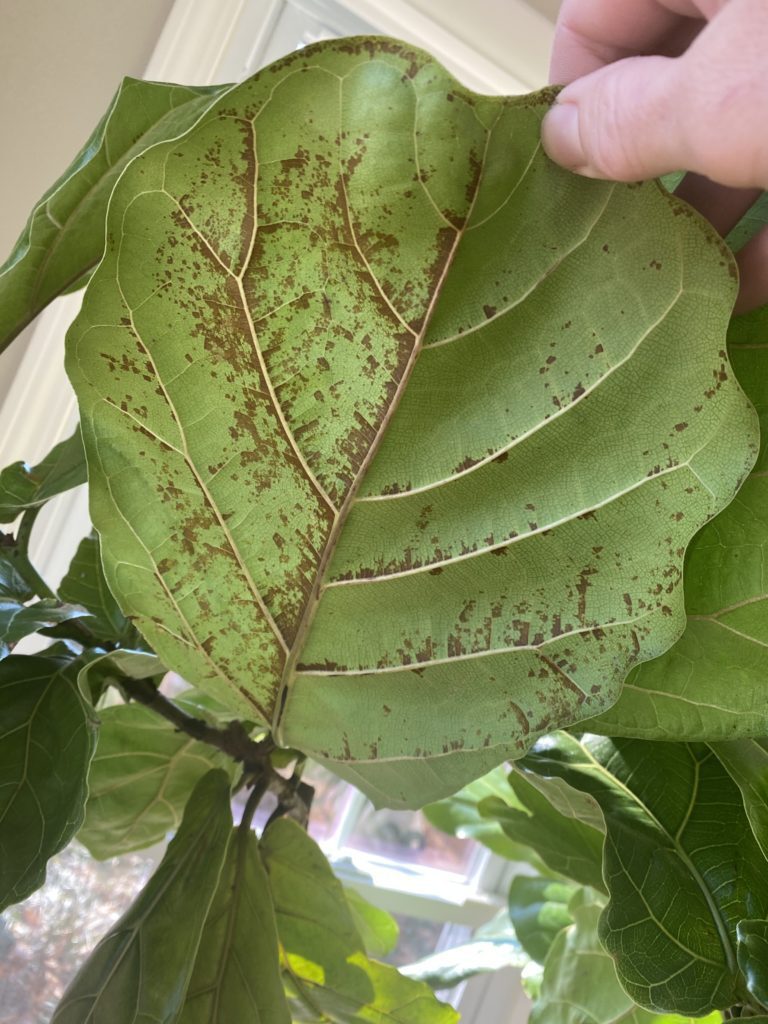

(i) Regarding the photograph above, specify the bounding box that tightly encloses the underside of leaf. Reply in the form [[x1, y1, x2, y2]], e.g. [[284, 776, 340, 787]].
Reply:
[[66, 37, 757, 807]]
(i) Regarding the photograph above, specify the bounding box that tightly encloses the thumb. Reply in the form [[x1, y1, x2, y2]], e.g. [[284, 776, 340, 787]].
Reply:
[[542, 55, 689, 182]]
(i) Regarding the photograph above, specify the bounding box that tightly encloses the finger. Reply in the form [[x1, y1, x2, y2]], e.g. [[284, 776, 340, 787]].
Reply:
[[550, 0, 703, 83], [734, 225, 768, 314], [675, 173, 761, 237]]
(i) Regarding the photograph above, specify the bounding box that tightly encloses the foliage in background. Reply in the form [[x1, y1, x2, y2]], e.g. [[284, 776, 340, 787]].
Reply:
[[1, 33, 768, 1023]]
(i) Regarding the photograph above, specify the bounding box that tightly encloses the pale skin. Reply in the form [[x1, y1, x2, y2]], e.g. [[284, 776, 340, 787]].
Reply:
[[541, 0, 768, 312]]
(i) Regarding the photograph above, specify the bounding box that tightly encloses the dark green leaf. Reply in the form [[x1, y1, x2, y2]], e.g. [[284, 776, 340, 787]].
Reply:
[[0, 599, 89, 658], [179, 827, 291, 1023], [0, 549, 34, 601], [737, 919, 768, 1011], [423, 766, 552, 870], [57, 532, 132, 642], [0, 653, 97, 911], [0, 429, 86, 522], [712, 738, 768, 861], [67, 38, 755, 809], [529, 887, 719, 1024], [78, 697, 235, 858], [77, 647, 163, 704], [260, 817, 458, 1022], [584, 325, 768, 742], [52, 769, 232, 1024], [479, 769, 606, 891], [0, 79, 230, 353], [522, 733, 768, 1015], [508, 876, 577, 964], [344, 887, 399, 958]]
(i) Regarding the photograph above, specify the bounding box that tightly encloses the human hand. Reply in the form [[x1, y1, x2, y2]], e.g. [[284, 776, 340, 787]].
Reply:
[[542, 0, 768, 313]]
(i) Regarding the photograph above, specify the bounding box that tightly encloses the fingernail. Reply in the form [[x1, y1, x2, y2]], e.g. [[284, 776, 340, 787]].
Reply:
[[542, 101, 589, 174]]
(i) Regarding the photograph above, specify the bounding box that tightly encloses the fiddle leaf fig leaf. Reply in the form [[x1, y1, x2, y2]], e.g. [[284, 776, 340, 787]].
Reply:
[[58, 532, 134, 642], [77, 647, 163, 704], [179, 827, 291, 1024], [584, 327, 768, 742], [78, 699, 236, 859], [530, 887, 721, 1024], [67, 36, 756, 810], [508, 876, 578, 964], [521, 733, 768, 1016], [0, 652, 97, 911], [736, 919, 768, 1011], [0, 549, 34, 601], [344, 888, 399, 958], [0, 599, 90, 658], [259, 817, 458, 1023], [0, 428, 86, 522], [52, 769, 232, 1024], [480, 768, 606, 891], [712, 738, 768, 861], [0, 78, 231, 353]]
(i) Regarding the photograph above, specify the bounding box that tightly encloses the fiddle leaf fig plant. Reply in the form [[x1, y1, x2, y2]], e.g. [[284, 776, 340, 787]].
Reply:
[[1, 32, 768, 1023]]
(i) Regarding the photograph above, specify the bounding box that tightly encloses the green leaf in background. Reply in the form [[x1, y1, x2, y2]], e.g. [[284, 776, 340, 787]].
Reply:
[[78, 698, 235, 858], [0, 429, 86, 522], [0, 599, 89, 658], [737, 919, 768, 1011], [0, 79, 231, 353], [480, 768, 606, 891], [713, 739, 768, 861], [530, 887, 721, 1024], [57, 531, 133, 642], [584, 320, 768, 742], [726, 191, 768, 251], [522, 733, 768, 1015], [0, 547, 34, 601], [67, 38, 756, 810], [400, 938, 525, 990], [423, 765, 552, 871], [179, 827, 291, 1024], [344, 887, 399, 958], [51, 769, 232, 1024], [0, 653, 97, 911], [508, 876, 577, 964], [76, 646, 163, 705], [260, 817, 458, 1023]]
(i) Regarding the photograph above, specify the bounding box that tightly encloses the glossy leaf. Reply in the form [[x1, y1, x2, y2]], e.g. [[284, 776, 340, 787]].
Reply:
[[0, 599, 89, 658], [423, 765, 552, 870], [78, 699, 235, 858], [57, 532, 133, 642], [737, 919, 768, 1011], [712, 738, 768, 861], [179, 827, 291, 1024], [0, 549, 34, 601], [480, 768, 606, 891], [584, 325, 768, 741], [52, 769, 232, 1024], [77, 647, 163, 705], [0, 429, 86, 522], [530, 887, 720, 1024], [260, 817, 457, 1023], [0, 653, 97, 911], [344, 888, 399, 958], [67, 37, 755, 809], [522, 733, 768, 1015], [508, 876, 577, 964], [0, 79, 230, 353]]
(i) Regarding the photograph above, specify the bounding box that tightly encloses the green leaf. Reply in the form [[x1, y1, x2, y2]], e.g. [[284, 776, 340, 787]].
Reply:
[[0, 653, 97, 911], [712, 738, 768, 861], [179, 826, 291, 1024], [737, 919, 768, 1011], [584, 323, 768, 742], [480, 769, 606, 891], [508, 876, 577, 964], [0, 599, 89, 658], [67, 37, 755, 810], [0, 79, 230, 353], [400, 938, 526, 989], [423, 765, 552, 870], [521, 733, 768, 1015], [0, 429, 86, 522], [727, 191, 768, 251], [78, 698, 235, 858], [77, 647, 163, 704], [56, 531, 133, 642], [530, 887, 719, 1024], [260, 817, 458, 1023], [52, 769, 232, 1024], [344, 887, 399, 958], [0, 548, 34, 601]]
